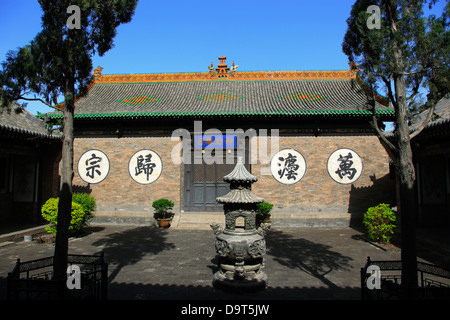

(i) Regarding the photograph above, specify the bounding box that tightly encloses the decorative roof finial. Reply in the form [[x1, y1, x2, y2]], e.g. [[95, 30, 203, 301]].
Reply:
[[93, 66, 103, 80], [231, 62, 238, 72], [348, 61, 360, 73], [216, 56, 230, 78]]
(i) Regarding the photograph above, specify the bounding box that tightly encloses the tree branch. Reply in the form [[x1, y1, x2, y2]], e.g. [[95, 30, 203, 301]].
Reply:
[[403, 68, 431, 76], [381, 74, 397, 107], [0, 87, 61, 110], [19, 96, 61, 110], [406, 72, 423, 99], [410, 102, 436, 139], [372, 114, 398, 152]]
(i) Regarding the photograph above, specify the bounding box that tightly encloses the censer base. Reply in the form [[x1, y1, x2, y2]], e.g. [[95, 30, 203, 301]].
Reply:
[[212, 271, 268, 293]]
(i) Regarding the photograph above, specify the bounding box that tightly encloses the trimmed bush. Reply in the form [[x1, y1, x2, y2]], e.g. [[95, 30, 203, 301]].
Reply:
[[363, 203, 397, 244], [72, 192, 96, 224], [41, 198, 87, 235], [256, 201, 273, 225], [72, 192, 96, 212]]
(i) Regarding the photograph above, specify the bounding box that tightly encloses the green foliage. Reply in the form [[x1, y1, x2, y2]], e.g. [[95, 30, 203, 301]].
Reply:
[[41, 198, 86, 235], [363, 203, 397, 244], [72, 192, 96, 224], [1, 0, 139, 279], [256, 201, 273, 224], [342, 0, 449, 110], [0, 0, 139, 108], [152, 198, 174, 219]]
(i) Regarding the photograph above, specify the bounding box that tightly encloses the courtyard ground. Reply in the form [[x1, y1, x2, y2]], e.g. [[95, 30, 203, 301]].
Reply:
[[1, 222, 448, 301]]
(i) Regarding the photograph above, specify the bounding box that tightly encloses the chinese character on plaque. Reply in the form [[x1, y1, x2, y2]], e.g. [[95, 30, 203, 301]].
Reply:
[[128, 149, 163, 184], [78, 150, 110, 184], [327, 148, 363, 184], [270, 148, 306, 185]]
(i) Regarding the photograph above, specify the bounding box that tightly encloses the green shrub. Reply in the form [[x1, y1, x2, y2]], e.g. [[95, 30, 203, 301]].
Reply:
[[72, 192, 96, 212], [41, 198, 87, 235], [363, 203, 397, 244], [72, 192, 96, 224], [152, 198, 174, 219], [256, 201, 273, 225]]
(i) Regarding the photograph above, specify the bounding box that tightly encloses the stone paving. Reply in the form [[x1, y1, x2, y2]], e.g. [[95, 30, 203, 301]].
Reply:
[[0, 224, 408, 300]]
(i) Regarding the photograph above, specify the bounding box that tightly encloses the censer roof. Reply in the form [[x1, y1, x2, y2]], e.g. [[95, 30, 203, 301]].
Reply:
[[223, 156, 258, 182], [216, 188, 264, 204]]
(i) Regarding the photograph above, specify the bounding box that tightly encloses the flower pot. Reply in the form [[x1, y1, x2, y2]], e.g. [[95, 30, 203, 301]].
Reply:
[[157, 218, 171, 228]]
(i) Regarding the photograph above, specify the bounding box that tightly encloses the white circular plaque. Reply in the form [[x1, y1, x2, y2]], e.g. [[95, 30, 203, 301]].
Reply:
[[128, 149, 163, 184], [78, 150, 110, 184], [270, 148, 306, 185], [327, 148, 363, 184]]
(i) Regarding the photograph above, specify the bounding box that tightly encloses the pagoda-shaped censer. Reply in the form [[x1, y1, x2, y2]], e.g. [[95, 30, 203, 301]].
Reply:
[[210, 156, 269, 292]]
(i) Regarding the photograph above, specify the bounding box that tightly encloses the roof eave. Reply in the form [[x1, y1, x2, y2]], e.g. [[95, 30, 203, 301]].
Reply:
[[0, 124, 62, 142], [41, 109, 395, 121]]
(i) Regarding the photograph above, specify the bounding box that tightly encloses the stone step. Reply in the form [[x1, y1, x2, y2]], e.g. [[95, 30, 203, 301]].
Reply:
[[91, 211, 354, 229], [171, 213, 225, 230]]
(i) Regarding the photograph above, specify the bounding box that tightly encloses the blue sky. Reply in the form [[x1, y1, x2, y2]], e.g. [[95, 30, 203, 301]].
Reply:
[[0, 0, 446, 116]]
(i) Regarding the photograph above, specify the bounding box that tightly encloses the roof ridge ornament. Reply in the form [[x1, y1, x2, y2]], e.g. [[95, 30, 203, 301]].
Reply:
[[348, 61, 360, 73], [208, 56, 238, 79], [93, 66, 104, 80], [230, 61, 238, 72], [216, 56, 230, 78]]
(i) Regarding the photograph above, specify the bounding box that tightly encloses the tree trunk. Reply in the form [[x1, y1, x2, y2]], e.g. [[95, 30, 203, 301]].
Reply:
[[53, 78, 75, 292], [384, 0, 418, 297], [393, 70, 418, 298]]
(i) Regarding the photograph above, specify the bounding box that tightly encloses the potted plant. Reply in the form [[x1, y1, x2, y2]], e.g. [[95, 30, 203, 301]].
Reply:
[[152, 198, 174, 228], [256, 201, 273, 227]]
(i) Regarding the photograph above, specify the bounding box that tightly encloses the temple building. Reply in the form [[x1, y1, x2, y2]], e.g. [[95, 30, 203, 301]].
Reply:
[[43, 57, 396, 227]]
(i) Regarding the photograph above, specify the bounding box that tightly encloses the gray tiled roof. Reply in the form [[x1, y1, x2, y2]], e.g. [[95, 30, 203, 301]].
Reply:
[[409, 94, 450, 132], [384, 94, 450, 139], [67, 78, 392, 119], [0, 103, 60, 140]]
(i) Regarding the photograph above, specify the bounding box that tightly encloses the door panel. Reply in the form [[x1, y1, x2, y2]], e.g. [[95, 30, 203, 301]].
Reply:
[[183, 137, 249, 212], [184, 155, 237, 211]]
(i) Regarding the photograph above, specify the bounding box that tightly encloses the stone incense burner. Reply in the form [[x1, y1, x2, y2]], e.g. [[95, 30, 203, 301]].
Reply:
[[211, 156, 269, 291]]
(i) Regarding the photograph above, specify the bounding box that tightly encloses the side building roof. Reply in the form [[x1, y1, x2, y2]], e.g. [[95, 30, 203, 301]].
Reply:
[[0, 102, 61, 142], [408, 94, 450, 140]]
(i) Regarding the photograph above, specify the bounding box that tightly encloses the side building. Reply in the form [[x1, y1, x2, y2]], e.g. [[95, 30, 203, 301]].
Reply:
[[0, 103, 61, 225], [409, 95, 450, 227]]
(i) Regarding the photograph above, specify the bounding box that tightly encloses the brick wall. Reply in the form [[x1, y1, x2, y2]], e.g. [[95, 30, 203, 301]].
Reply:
[[73, 136, 181, 221], [73, 133, 395, 226], [250, 135, 396, 216]]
